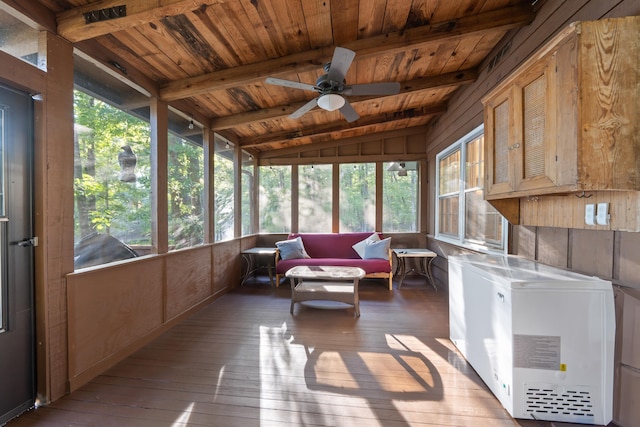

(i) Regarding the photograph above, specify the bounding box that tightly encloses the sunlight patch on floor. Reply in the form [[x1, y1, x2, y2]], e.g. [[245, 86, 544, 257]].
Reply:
[[259, 322, 382, 426], [171, 401, 195, 426]]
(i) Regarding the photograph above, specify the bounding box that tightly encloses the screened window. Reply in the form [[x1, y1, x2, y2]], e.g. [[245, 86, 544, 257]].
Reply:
[[241, 150, 255, 236], [383, 161, 418, 232], [259, 165, 291, 233], [167, 113, 204, 250], [73, 90, 151, 268], [436, 125, 506, 251], [0, 9, 44, 70], [214, 137, 234, 241], [298, 164, 332, 233], [339, 163, 376, 232]]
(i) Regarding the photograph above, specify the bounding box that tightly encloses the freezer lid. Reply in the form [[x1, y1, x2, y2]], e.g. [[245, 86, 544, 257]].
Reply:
[[449, 254, 612, 290]]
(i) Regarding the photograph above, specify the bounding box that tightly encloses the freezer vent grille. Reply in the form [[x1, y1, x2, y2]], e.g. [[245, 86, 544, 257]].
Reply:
[[524, 384, 595, 421]]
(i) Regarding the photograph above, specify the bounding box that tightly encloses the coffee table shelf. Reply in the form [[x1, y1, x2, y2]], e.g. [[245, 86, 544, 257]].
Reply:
[[285, 266, 366, 317]]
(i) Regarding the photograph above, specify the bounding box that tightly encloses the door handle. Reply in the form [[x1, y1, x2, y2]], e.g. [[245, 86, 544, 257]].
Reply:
[[17, 237, 38, 247]]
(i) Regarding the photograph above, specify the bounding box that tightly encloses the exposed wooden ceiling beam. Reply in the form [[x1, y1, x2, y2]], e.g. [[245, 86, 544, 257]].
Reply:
[[57, 0, 227, 43], [239, 104, 448, 149], [210, 69, 477, 130], [160, 4, 533, 101]]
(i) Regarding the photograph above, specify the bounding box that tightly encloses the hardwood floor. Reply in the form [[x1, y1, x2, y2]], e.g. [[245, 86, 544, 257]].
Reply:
[[8, 277, 598, 426]]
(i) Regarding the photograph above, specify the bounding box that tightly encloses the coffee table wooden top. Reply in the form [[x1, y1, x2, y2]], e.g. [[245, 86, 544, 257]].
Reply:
[[285, 265, 365, 280]]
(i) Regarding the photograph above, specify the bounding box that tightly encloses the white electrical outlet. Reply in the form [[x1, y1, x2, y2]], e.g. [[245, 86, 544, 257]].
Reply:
[[597, 202, 609, 225], [585, 204, 595, 225]]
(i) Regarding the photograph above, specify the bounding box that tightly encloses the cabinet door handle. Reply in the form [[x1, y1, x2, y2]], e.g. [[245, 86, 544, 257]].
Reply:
[[508, 143, 521, 150], [497, 292, 505, 302]]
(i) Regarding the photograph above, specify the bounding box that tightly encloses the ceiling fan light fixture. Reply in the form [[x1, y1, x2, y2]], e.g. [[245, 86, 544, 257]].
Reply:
[[317, 93, 345, 111]]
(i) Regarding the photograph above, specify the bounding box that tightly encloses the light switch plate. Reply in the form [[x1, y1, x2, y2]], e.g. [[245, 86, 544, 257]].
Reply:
[[597, 202, 609, 225], [585, 204, 595, 225]]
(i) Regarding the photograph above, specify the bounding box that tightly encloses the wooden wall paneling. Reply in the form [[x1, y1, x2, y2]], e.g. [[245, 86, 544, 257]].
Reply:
[[569, 193, 586, 229], [536, 226, 569, 268], [360, 140, 381, 156], [165, 247, 214, 320], [66, 257, 164, 390], [616, 287, 640, 424], [240, 235, 259, 251], [518, 191, 640, 231], [511, 197, 540, 226], [338, 143, 359, 156], [383, 136, 405, 155], [618, 365, 640, 426], [609, 0, 640, 16], [256, 233, 287, 248], [609, 191, 640, 232], [616, 232, 640, 289], [407, 133, 426, 154], [259, 127, 427, 164], [212, 240, 241, 292], [513, 225, 536, 260], [569, 229, 614, 279]]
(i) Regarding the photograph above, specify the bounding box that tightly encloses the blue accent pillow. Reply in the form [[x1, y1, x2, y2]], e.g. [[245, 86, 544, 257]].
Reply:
[[352, 233, 380, 259], [364, 237, 391, 260], [276, 237, 310, 260]]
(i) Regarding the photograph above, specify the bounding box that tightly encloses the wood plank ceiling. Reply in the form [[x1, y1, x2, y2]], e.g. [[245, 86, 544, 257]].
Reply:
[[35, 0, 535, 153]]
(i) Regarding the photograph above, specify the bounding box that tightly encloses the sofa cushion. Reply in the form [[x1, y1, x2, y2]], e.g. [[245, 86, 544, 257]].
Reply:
[[364, 237, 391, 260], [276, 236, 310, 260], [276, 257, 391, 275], [352, 233, 380, 259], [288, 232, 382, 259]]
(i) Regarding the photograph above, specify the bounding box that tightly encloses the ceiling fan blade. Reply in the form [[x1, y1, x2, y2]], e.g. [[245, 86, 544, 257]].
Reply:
[[289, 98, 318, 119], [265, 77, 317, 92], [343, 82, 401, 96], [326, 47, 356, 82], [339, 100, 359, 123]]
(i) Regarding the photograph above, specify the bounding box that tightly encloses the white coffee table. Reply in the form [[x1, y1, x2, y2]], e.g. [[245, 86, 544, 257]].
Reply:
[[285, 266, 366, 317]]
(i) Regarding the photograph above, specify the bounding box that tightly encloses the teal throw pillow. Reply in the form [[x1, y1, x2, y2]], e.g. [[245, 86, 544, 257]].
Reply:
[[276, 237, 310, 260]]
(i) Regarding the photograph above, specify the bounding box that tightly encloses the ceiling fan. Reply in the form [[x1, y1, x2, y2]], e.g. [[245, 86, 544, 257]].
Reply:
[[265, 47, 401, 123]]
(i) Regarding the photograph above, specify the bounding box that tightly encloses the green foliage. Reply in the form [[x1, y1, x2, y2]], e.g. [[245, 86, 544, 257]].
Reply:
[[339, 163, 376, 232], [214, 153, 234, 241], [73, 90, 152, 245], [168, 133, 204, 248], [383, 167, 418, 232], [298, 165, 332, 232], [258, 166, 291, 233]]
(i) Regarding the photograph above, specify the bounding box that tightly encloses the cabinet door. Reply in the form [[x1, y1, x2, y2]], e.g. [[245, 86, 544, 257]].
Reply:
[[484, 86, 517, 196], [513, 55, 559, 193]]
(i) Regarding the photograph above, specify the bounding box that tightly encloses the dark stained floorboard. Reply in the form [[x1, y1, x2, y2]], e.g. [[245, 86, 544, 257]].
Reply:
[[7, 276, 603, 426]]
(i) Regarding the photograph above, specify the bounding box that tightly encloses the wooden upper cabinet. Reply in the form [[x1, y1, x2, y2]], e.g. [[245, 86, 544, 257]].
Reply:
[[482, 16, 640, 200]]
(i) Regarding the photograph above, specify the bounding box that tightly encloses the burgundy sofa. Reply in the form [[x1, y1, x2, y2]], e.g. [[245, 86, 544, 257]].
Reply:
[[275, 232, 393, 290]]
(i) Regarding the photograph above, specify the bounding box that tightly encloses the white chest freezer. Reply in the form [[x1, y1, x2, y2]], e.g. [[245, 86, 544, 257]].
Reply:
[[448, 254, 615, 425]]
